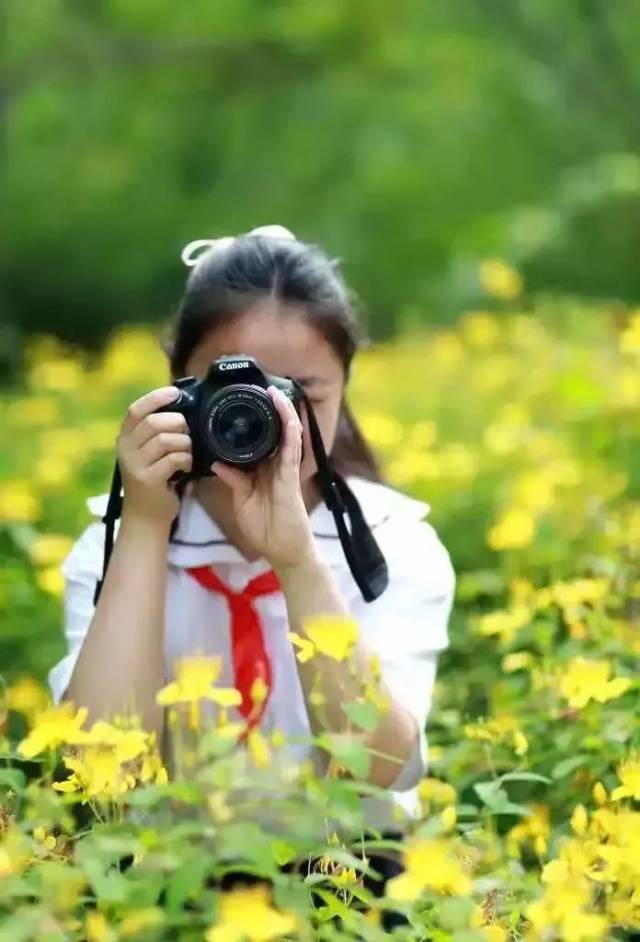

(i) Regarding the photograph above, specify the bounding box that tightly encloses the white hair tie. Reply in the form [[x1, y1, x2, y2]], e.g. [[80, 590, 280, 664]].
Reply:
[[180, 237, 234, 268], [180, 225, 297, 268]]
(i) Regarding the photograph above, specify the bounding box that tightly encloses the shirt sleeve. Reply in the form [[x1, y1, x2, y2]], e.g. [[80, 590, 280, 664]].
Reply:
[[48, 522, 105, 705], [348, 517, 455, 792]]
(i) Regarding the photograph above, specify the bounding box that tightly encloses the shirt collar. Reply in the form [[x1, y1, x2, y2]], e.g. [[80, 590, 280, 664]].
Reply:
[[86, 476, 431, 570]]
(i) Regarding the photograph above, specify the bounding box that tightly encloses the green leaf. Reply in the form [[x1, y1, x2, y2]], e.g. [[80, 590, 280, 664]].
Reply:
[[341, 699, 380, 731], [499, 771, 551, 785], [473, 781, 532, 816], [318, 734, 371, 781], [0, 767, 26, 792], [81, 859, 129, 904], [551, 755, 589, 780], [271, 840, 297, 867], [473, 780, 506, 809], [165, 857, 211, 915]]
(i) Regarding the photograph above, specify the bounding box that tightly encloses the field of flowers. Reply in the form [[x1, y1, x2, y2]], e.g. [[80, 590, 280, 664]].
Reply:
[[1, 279, 639, 939]]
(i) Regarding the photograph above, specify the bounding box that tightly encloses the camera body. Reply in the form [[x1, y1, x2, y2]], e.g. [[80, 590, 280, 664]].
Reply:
[[157, 355, 300, 483]]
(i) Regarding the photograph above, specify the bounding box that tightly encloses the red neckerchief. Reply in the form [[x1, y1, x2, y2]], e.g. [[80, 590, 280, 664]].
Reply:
[[186, 565, 280, 729]]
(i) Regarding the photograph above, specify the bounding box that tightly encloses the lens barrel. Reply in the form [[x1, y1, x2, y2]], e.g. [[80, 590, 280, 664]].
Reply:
[[203, 386, 280, 465]]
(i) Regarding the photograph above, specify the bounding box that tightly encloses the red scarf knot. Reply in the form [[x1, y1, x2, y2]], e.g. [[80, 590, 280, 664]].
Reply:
[[186, 565, 281, 729]]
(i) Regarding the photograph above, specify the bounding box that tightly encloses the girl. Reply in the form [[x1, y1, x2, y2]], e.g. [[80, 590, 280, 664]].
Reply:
[[49, 224, 455, 837]]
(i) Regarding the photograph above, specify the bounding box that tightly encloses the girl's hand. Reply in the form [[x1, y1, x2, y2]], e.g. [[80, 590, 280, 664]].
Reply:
[[117, 386, 193, 526], [211, 386, 315, 570]]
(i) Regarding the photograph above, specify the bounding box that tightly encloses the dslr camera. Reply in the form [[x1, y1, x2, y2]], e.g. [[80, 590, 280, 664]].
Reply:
[[158, 355, 301, 481]]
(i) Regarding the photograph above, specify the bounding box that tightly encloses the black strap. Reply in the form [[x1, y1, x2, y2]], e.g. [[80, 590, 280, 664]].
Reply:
[[93, 460, 123, 605], [94, 389, 388, 605], [292, 381, 388, 603]]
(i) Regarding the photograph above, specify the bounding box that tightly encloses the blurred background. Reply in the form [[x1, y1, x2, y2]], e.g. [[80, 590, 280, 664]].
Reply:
[[3, 1, 640, 689], [4, 0, 640, 357]]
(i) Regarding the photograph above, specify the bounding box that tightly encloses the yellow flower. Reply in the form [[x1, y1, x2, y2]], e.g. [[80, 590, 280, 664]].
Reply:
[[480, 925, 508, 942], [29, 356, 84, 392], [33, 455, 73, 490], [558, 657, 631, 709], [18, 703, 88, 758], [592, 781, 608, 806], [100, 327, 165, 387], [513, 730, 528, 756], [358, 413, 404, 450], [29, 534, 73, 567], [476, 606, 531, 645], [501, 651, 534, 672], [33, 826, 57, 851], [571, 804, 589, 836], [51, 718, 166, 797], [460, 311, 500, 347], [299, 615, 359, 661], [441, 805, 457, 831], [54, 750, 123, 798], [7, 395, 61, 428], [620, 311, 640, 355], [431, 331, 464, 370], [386, 838, 472, 899], [247, 729, 270, 769], [488, 508, 535, 551], [156, 657, 241, 728], [479, 258, 523, 300], [5, 677, 50, 720], [386, 451, 439, 486], [0, 480, 41, 523], [85, 911, 113, 942], [418, 777, 456, 806], [408, 419, 438, 449], [507, 804, 550, 858], [205, 885, 297, 942], [36, 566, 65, 597], [120, 908, 163, 938], [249, 677, 268, 706], [611, 756, 640, 801], [0, 827, 30, 878], [527, 863, 607, 942], [287, 631, 315, 663]]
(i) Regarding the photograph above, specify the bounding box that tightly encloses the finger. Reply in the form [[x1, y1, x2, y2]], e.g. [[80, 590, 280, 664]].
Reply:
[[146, 450, 192, 484], [140, 432, 192, 466], [268, 385, 301, 432], [211, 461, 253, 504], [277, 416, 303, 478], [122, 387, 181, 433], [131, 411, 189, 448]]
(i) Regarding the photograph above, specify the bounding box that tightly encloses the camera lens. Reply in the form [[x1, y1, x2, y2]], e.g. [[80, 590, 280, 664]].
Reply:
[[205, 387, 279, 465], [218, 403, 263, 450]]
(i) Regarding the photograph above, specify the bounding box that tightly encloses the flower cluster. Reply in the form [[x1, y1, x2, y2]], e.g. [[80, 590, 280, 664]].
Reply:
[[1, 278, 640, 937]]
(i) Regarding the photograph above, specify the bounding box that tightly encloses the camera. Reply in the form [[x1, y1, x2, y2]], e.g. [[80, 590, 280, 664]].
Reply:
[[157, 355, 301, 482]]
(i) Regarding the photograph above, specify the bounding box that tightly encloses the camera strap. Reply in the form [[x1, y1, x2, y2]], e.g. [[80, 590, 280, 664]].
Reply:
[[93, 459, 123, 605], [94, 390, 389, 606], [292, 382, 389, 603]]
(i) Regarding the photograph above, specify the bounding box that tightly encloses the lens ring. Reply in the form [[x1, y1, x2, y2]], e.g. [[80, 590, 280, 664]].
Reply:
[[204, 386, 279, 464]]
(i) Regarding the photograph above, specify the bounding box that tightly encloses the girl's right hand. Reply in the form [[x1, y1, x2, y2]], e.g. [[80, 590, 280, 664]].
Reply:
[[117, 386, 192, 525]]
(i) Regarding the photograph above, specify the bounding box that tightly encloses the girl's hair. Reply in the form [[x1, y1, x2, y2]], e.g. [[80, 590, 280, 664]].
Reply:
[[164, 230, 382, 482]]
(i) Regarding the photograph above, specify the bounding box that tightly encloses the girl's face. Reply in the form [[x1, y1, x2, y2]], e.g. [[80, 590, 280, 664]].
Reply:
[[184, 299, 345, 483]]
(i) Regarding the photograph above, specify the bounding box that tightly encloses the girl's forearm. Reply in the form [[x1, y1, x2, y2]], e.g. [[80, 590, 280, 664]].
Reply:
[[65, 512, 170, 737], [275, 553, 417, 787]]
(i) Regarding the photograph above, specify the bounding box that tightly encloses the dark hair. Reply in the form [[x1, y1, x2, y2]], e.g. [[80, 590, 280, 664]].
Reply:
[[164, 231, 382, 482]]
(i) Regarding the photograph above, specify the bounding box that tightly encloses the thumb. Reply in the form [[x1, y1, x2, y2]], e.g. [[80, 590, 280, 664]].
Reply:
[[211, 461, 253, 504]]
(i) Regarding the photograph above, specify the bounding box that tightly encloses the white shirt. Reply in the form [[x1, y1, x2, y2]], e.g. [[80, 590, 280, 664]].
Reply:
[[49, 476, 455, 831]]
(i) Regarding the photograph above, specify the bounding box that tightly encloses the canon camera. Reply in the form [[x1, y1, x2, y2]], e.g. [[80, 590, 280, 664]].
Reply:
[[157, 355, 301, 481]]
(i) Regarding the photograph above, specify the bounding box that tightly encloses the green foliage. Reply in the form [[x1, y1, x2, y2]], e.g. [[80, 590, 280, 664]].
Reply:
[[4, 0, 640, 362]]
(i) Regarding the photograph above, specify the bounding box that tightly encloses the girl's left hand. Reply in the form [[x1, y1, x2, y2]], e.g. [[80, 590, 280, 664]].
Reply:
[[211, 386, 316, 570]]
